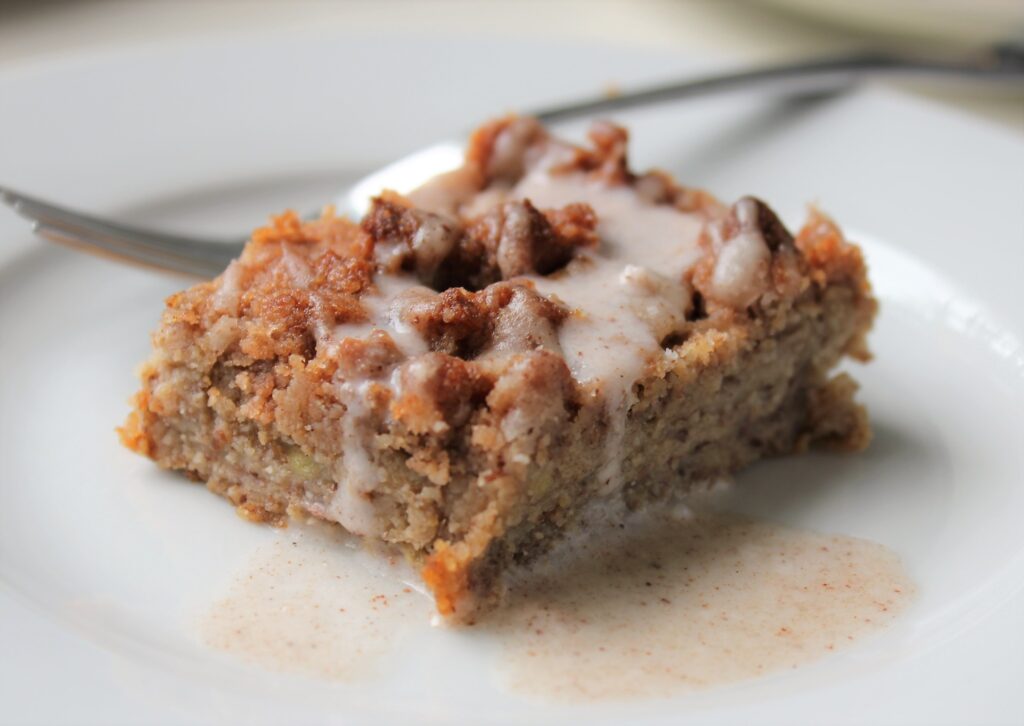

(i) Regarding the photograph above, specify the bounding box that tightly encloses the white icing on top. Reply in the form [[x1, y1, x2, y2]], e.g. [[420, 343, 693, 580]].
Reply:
[[326, 379, 382, 536], [318, 275, 431, 531], [709, 230, 770, 307], [515, 170, 705, 274], [708, 197, 771, 308], [365, 274, 433, 358], [509, 168, 705, 490], [280, 246, 313, 288], [329, 273, 430, 358], [211, 259, 243, 315]]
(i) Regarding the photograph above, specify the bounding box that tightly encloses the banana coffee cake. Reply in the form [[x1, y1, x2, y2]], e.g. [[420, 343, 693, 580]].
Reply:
[[120, 117, 876, 621]]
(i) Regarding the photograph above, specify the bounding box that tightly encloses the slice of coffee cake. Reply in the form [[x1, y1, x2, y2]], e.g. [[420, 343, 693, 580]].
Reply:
[[121, 117, 875, 620]]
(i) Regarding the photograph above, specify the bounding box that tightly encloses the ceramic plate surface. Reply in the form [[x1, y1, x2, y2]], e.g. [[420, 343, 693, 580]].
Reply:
[[1, 33, 1022, 725]]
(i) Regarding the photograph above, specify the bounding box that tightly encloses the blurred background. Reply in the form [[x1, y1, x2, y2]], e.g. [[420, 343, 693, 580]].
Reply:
[[1, 0, 1022, 131]]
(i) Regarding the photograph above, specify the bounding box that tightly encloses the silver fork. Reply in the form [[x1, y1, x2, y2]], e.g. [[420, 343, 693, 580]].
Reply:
[[3, 46, 1022, 278]]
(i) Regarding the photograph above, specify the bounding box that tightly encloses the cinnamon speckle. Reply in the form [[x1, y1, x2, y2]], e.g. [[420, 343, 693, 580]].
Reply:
[[489, 511, 914, 701]]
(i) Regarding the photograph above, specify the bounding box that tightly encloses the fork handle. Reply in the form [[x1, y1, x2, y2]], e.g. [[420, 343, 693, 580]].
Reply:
[[0, 186, 235, 277], [531, 45, 1024, 123]]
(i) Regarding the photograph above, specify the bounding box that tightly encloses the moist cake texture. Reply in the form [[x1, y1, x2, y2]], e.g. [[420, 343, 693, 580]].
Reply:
[[120, 117, 876, 620]]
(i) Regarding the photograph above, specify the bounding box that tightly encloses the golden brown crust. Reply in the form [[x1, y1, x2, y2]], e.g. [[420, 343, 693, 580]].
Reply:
[[421, 541, 466, 616], [795, 209, 877, 361]]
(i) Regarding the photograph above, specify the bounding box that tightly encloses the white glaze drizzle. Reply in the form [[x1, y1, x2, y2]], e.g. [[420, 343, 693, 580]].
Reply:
[[707, 196, 771, 308], [326, 273, 430, 358], [324, 379, 382, 536], [509, 168, 705, 491], [316, 274, 432, 529]]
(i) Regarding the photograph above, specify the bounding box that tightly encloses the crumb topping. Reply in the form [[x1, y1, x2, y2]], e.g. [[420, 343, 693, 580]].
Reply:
[[364, 193, 597, 290]]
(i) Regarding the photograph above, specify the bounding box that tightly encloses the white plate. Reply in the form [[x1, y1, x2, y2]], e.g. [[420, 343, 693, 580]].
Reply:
[[1, 34, 1023, 725]]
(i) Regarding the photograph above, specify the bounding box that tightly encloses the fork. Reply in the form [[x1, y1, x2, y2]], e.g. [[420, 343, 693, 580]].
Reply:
[[3, 46, 1022, 278]]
